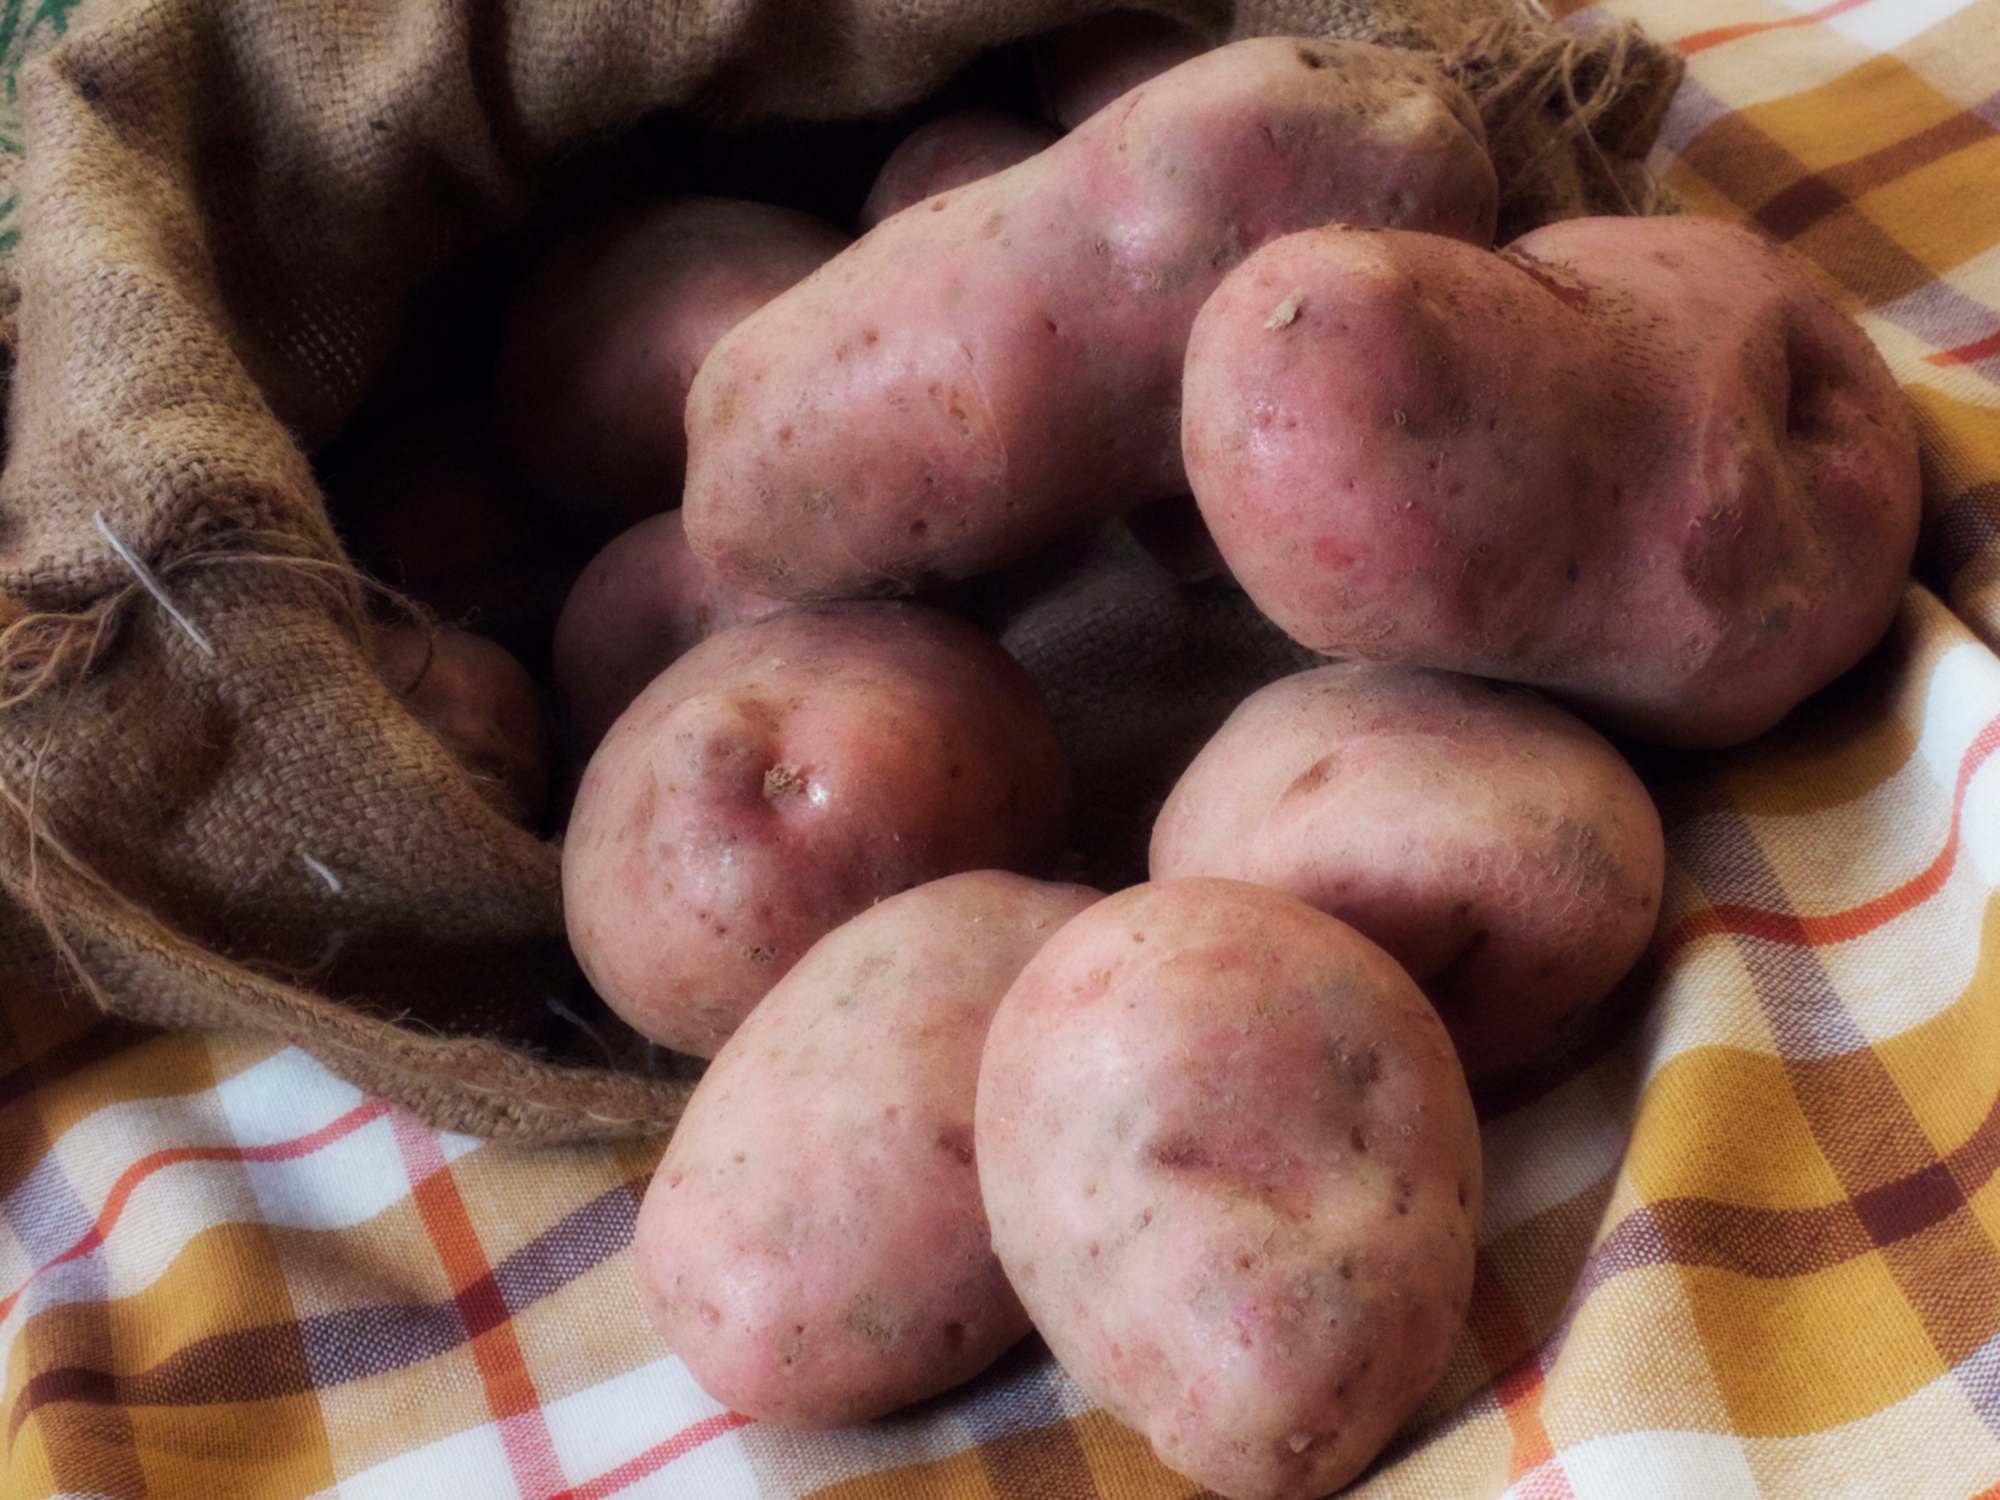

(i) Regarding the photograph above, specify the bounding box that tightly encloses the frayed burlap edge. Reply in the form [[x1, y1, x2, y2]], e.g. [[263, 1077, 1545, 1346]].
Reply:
[[1446, 8, 1686, 241]]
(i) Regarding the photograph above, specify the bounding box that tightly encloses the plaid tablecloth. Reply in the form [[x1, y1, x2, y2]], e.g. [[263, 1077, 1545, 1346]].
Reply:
[[7, 0, 2000, 1495]]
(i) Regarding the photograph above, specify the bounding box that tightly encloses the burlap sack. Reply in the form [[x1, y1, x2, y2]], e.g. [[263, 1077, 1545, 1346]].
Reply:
[[0, 0, 1683, 1141]]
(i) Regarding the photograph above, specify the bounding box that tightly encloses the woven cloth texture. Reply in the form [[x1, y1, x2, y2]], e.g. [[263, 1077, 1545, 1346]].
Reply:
[[0, 0, 1677, 1142], [5, 0, 2000, 1496]]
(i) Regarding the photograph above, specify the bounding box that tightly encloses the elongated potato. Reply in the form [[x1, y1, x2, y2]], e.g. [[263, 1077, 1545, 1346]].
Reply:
[[497, 197, 848, 540], [684, 37, 1495, 600], [562, 603, 1070, 1055], [636, 871, 1101, 1427], [1152, 663, 1662, 1082], [1182, 216, 1921, 747], [978, 878, 1480, 1500], [858, 109, 1060, 230]]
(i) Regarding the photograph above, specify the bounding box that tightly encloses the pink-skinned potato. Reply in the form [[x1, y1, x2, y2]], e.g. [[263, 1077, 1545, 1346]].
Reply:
[[497, 197, 848, 541], [636, 871, 1101, 1427], [368, 623, 550, 827], [562, 603, 1070, 1055], [858, 109, 1060, 231], [553, 510, 786, 758], [1181, 216, 1922, 747], [683, 37, 1496, 600], [977, 878, 1480, 1500], [1151, 663, 1663, 1082]]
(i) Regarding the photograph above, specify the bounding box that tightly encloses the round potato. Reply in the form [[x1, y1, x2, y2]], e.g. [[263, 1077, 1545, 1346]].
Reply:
[[552, 510, 786, 758], [496, 196, 848, 541], [368, 622, 549, 827], [978, 878, 1480, 1500], [1181, 216, 1921, 747], [562, 603, 1071, 1055], [684, 37, 1495, 600], [858, 109, 1059, 230], [636, 871, 1101, 1426], [1152, 663, 1663, 1082]]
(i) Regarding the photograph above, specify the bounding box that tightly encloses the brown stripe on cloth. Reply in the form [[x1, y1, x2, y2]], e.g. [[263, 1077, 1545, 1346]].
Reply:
[[7, 1176, 643, 1446], [9, 1320, 314, 1442], [1674, 100, 1968, 306], [6, 1296, 146, 1497], [1679, 802, 2000, 1366], [1752, 100, 1999, 242]]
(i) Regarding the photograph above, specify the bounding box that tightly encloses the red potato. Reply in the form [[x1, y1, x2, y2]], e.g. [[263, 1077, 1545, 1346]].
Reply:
[[562, 603, 1071, 1056], [858, 109, 1060, 231], [636, 871, 1101, 1426], [1033, 10, 1209, 130], [368, 623, 550, 826], [683, 37, 1497, 600], [329, 399, 578, 660], [496, 197, 849, 542], [1152, 663, 1663, 1083], [978, 879, 1480, 1500], [552, 511, 786, 757], [1181, 216, 1922, 748]]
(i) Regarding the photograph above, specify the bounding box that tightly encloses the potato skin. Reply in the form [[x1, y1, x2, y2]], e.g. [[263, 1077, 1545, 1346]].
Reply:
[[684, 37, 1496, 600], [1182, 216, 1921, 747], [562, 603, 1070, 1055], [1033, 10, 1208, 131], [369, 623, 549, 827], [497, 197, 848, 541], [636, 871, 1101, 1427], [978, 879, 1480, 1500], [858, 109, 1060, 230], [1151, 664, 1662, 1082], [552, 510, 786, 757]]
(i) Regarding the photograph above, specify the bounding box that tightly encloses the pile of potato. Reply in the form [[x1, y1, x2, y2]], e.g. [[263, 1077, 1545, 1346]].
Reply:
[[324, 18, 1919, 1500]]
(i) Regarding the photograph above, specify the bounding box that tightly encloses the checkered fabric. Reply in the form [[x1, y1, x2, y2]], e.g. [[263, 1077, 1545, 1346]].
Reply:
[[6, 0, 2000, 1495]]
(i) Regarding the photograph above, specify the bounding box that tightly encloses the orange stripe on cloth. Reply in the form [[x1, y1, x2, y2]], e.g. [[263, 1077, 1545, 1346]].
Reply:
[[549, 1411, 754, 1500], [392, 1112, 569, 1499], [0, 1096, 391, 1325], [1465, 1249, 1568, 1490], [1928, 328, 2000, 367], [1680, 0, 1875, 56], [1663, 713, 2000, 958]]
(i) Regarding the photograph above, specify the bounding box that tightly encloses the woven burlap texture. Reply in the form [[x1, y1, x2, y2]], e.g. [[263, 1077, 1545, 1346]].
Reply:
[[0, 0, 1682, 1141]]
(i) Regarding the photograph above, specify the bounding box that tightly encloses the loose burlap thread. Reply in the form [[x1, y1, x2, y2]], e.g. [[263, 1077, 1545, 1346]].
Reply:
[[0, 0, 1682, 1141]]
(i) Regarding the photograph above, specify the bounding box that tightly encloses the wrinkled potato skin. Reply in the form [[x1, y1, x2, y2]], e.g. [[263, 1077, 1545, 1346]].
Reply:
[[637, 872, 1101, 1426], [978, 879, 1480, 1500], [369, 623, 549, 827], [684, 38, 1496, 600], [1182, 217, 1921, 748], [497, 197, 848, 540], [859, 109, 1060, 231], [1151, 664, 1663, 1082], [553, 511, 786, 757], [563, 604, 1070, 1055]]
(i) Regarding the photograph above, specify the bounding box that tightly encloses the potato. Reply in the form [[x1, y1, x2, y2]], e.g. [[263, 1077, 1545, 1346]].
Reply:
[[496, 197, 849, 542], [683, 38, 1496, 600], [636, 871, 1101, 1426], [1033, 10, 1209, 130], [328, 398, 578, 661], [978, 878, 1480, 1500], [1152, 663, 1662, 1082], [858, 109, 1060, 231], [368, 623, 550, 826], [562, 603, 1070, 1055], [552, 510, 786, 757], [1181, 216, 1922, 748]]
